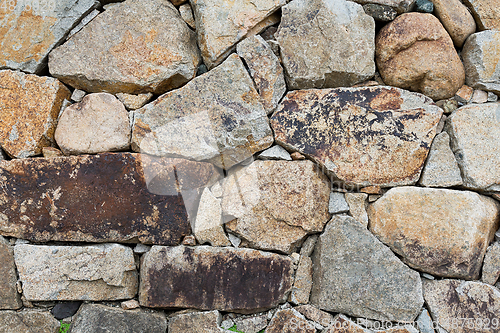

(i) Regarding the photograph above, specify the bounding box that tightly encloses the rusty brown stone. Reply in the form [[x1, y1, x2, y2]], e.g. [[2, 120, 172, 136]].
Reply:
[[0, 70, 70, 158], [270, 86, 443, 188], [139, 245, 293, 311], [455, 85, 474, 103], [0, 153, 220, 244]]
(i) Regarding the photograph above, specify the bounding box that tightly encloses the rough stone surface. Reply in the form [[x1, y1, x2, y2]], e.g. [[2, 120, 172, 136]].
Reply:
[[0, 70, 71, 158], [169, 310, 223, 333], [455, 84, 474, 104], [51, 302, 81, 319], [472, 89, 488, 103], [430, 0, 476, 47], [71, 89, 86, 103], [49, 0, 200, 94], [70, 304, 167, 333], [121, 299, 140, 310], [290, 256, 313, 305], [0, 153, 220, 244], [368, 187, 500, 279], [482, 241, 500, 285], [233, 315, 268, 333], [416, 309, 434, 333], [329, 192, 350, 214], [323, 314, 371, 333], [116, 92, 153, 110], [14, 243, 138, 301], [310, 215, 424, 322], [132, 54, 273, 170], [462, 31, 500, 94], [462, 0, 500, 31], [376, 13, 465, 100], [258, 145, 292, 161], [350, 0, 415, 13], [179, 4, 196, 29], [363, 4, 397, 21], [55, 93, 130, 155], [0, 0, 98, 74], [190, 0, 284, 68], [276, 0, 375, 90], [295, 304, 334, 328], [445, 103, 500, 191], [236, 35, 286, 114], [139, 245, 293, 310], [222, 160, 330, 254], [0, 310, 60, 333], [424, 279, 500, 333], [300, 235, 319, 257], [271, 86, 443, 188], [266, 309, 316, 333], [345, 193, 368, 227], [0, 236, 21, 309], [193, 187, 230, 246], [418, 132, 463, 187]]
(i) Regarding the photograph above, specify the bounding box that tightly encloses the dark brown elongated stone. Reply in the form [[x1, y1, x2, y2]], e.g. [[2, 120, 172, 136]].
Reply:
[[0, 153, 220, 245]]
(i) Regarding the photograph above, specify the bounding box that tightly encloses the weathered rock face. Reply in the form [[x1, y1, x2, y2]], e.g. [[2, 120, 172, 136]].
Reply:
[[290, 255, 313, 305], [482, 241, 500, 285], [424, 279, 500, 333], [70, 304, 167, 333], [445, 103, 500, 191], [193, 187, 230, 246], [350, 0, 415, 13], [462, 0, 500, 31], [139, 245, 293, 311], [376, 13, 465, 100], [190, 0, 284, 68], [462, 31, 500, 94], [232, 315, 268, 333], [0, 310, 60, 333], [271, 86, 443, 188], [49, 0, 200, 94], [0, 0, 98, 74], [0, 70, 70, 158], [55, 93, 131, 155], [266, 309, 316, 333], [310, 215, 424, 322], [0, 153, 220, 244], [276, 0, 375, 90], [222, 160, 331, 254], [169, 310, 223, 333], [0, 236, 21, 309], [323, 314, 371, 333], [295, 304, 335, 328], [14, 243, 138, 301], [430, 0, 476, 47], [132, 54, 273, 170], [368, 187, 500, 279]]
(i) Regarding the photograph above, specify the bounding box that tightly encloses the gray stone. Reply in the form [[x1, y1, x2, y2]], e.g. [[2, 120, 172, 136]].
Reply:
[[71, 89, 86, 102], [228, 233, 241, 248], [363, 4, 398, 21], [258, 145, 292, 161], [289, 255, 313, 305], [49, 0, 200, 94], [350, 0, 415, 13], [329, 192, 350, 214], [193, 187, 231, 246], [233, 315, 268, 333], [416, 309, 435, 333], [169, 310, 223, 333], [132, 54, 273, 170], [295, 304, 334, 328], [179, 4, 196, 30], [236, 35, 286, 114], [462, 31, 500, 94], [418, 132, 463, 187], [0, 236, 22, 309], [14, 243, 138, 301], [276, 0, 375, 90], [345, 193, 368, 227], [415, 0, 433, 12], [471, 89, 488, 104], [310, 215, 423, 322], [70, 304, 167, 333], [300, 235, 319, 257], [116, 92, 153, 110], [482, 241, 500, 285], [488, 92, 498, 102], [462, 0, 500, 31], [0, 310, 60, 333], [67, 9, 100, 39], [133, 244, 151, 254], [266, 308, 316, 333]]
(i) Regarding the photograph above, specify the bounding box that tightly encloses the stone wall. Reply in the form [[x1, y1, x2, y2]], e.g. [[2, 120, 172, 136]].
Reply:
[[0, 0, 500, 332]]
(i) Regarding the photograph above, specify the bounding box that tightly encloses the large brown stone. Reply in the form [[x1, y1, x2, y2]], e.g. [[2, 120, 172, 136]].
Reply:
[[368, 187, 500, 279], [462, 0, 500, 31], [0, 236, 21, 309], [0, 153, 220, 244], [0, 70, 70, 158], [139, 245, 293, 311], [430, 0, 476, 47], [270, 86, 443, 188], [376, 13, 465, 100]]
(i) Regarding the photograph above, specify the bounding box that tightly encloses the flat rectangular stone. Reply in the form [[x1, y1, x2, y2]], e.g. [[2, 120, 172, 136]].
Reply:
[[0, 236, 22, 309], [139, 245, 293, 311], [0, 153, 220, 244]]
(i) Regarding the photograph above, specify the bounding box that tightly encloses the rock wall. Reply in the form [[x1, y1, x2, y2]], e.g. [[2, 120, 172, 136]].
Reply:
[[1, 0, 500, 332]]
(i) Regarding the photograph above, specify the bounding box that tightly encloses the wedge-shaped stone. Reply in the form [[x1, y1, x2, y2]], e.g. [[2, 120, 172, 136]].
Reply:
[[0, 153, 220, 244], [368, 187, 500, 279], [132, 54, 273, 169], [0, 0, 98, 74], [310, 215, 423, 322], [49, 0, 200, 94], [139, 245, 293, 310], [271, 87, 443, 188], [0, 310, 60, 333], [0, 236, 21, 309], [15, 244, 137, 301], [0, 70, 70, 158]]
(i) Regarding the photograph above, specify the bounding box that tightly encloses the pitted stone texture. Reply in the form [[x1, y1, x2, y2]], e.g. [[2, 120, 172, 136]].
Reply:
[[376, 13, 465, 100], [0, 236, 22, 309], [169, 310, 224, 333], [0, 153, 220, 244], [462, 31, 500, 94], [363, 4, 398, 21], [0, 0, 98, 74], [430, 0, 476, 47], [132, 54, 273, 170], [14, 243, 137, 301], [49, 0, 200, 94], [445, 103, 500, 191], [55, 93, 130, 155], [329, 192, 350, 214], [295, 304, 335, 328], [345, 193, 368, 227], [116, 92, 153, 110], [139, 245, 293, 311], [482, 241, 500, 285], [266, 309, 316, 333], [0, 310, 60, 333], [290, 255, 313, 305], [424, 279, 500, 333], [271, 86, 443, 188], [350, 0, 415, 13], [70, 304, 167, 333], [276, 0, 375, 90], [236, 35, 286, 114], [193, 187, 230, 246], [323, 314, 370, 333], [311, 215, 423, 322], [190, 0, 284, 68], [0, 70, 70, 158], [222, 160, 331, 254], [462, 0, 500, 31]]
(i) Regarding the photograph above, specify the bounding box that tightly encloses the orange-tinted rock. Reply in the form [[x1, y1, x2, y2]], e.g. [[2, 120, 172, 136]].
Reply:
[[0, 153, 220, 244], [430, 0, 476, 47], [376, 13, 465, 100], [462, 0, 500, 31], [270, 86, 443, 188], [0, 70, 70, 158]]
